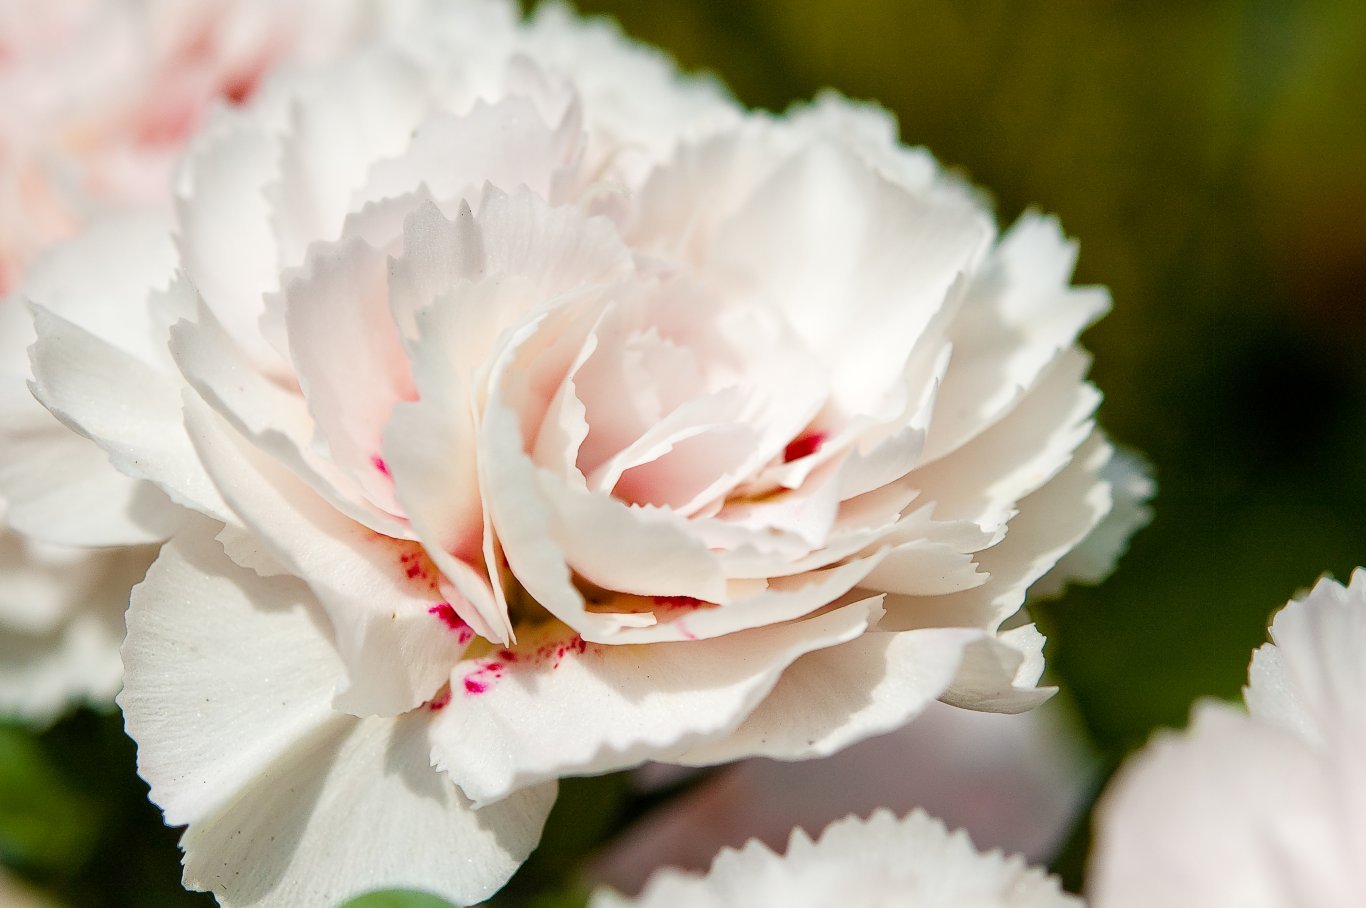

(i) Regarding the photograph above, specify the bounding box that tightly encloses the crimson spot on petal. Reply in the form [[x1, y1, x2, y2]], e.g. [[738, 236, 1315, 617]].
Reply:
[[783, 432, 827, 463]]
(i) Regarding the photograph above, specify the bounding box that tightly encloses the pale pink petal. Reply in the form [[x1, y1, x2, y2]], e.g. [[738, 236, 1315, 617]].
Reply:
[[267, 49, 429, 273], [283, 236, 414, 517], [353, 95, 581, 213]]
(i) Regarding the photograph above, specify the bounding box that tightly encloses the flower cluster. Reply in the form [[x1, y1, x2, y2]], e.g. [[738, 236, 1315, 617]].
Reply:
[[2, 1, 1152, 905]]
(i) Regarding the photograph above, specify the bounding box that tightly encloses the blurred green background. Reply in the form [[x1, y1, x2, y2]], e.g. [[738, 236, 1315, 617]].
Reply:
[[4, 1, 1365, 904]]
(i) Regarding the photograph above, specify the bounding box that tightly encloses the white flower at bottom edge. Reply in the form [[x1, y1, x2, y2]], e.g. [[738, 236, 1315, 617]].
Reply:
[[1088, 569, 1366, 908], [589, 808, 1083, 908]]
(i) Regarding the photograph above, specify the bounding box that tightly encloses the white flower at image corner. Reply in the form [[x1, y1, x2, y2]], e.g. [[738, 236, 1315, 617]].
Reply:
[[589, 809, 1083, 908], [18, 0, 1149, 904], [1089, 569, 1366, 908], [0, 0, 432, 723]]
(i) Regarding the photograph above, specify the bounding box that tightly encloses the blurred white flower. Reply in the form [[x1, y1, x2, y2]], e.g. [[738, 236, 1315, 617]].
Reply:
[[18, 0, 1145, 902], [0, 0, 394, 293], [0, 0, 426, 722], [590, 809, 1083, 908], [591, 699, 1097, 896], [1089, 569, 1366, 908]]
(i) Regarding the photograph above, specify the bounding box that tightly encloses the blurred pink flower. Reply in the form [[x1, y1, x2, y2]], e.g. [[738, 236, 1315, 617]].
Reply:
[[0, 0, 386, 293], [0, 0, 414, 722]]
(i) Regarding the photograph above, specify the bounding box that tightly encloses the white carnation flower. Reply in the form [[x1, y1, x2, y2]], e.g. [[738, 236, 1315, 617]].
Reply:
[[1089, 569, 1366, 908], [20, 0, 1145, 902], [590, 809, 1082, 908]]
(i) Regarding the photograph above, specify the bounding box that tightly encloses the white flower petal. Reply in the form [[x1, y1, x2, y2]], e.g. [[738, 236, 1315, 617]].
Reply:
[[673, 624, 978, 766], [171, 301, 410, 539], [355, 94, 580, 212], [0, 381, 177, 545], [925, 213, 1110, 462], [120, 520, 553, 907], [268, 49, 429, 274], [18, 212, 178, 368], [938, 624, 1055, 714], [284, 236, 414, 517], [429, 597, 882, 806], [708, 140, 993, 415], [175, 122, 284, 368], [890, 429, 1116, 633], [907, 348, 1099, 529], [185, 398, 470, 716], [1245, 569, 1366, 750], [27, 304, 232, 521], [1031, 444, 1153, 599], [1089, 703, 1344, 908]]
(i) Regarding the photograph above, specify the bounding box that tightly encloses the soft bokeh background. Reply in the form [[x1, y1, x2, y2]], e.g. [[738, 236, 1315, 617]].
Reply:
[[3, 1, 1364, 904]]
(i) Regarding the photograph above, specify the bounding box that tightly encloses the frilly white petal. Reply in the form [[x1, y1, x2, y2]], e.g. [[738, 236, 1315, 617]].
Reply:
[[120, 520, 553, 907], [430, 597, 883, 806], [28, 304, 231, 522], [185, 398, 470, 716], [1030, 445, 1153, 600], [592, 809, 1080, 908], [1245, 569, 1366, 749]]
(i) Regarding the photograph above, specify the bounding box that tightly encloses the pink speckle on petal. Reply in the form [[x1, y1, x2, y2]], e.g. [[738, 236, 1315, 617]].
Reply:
[[652, 595, 706, 609], [426, 687, 452, 711], [463, 677, 488, 695], [428, 603, 475, 644], [783, 432, 827, 463], [371, 455, 391, 477]]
